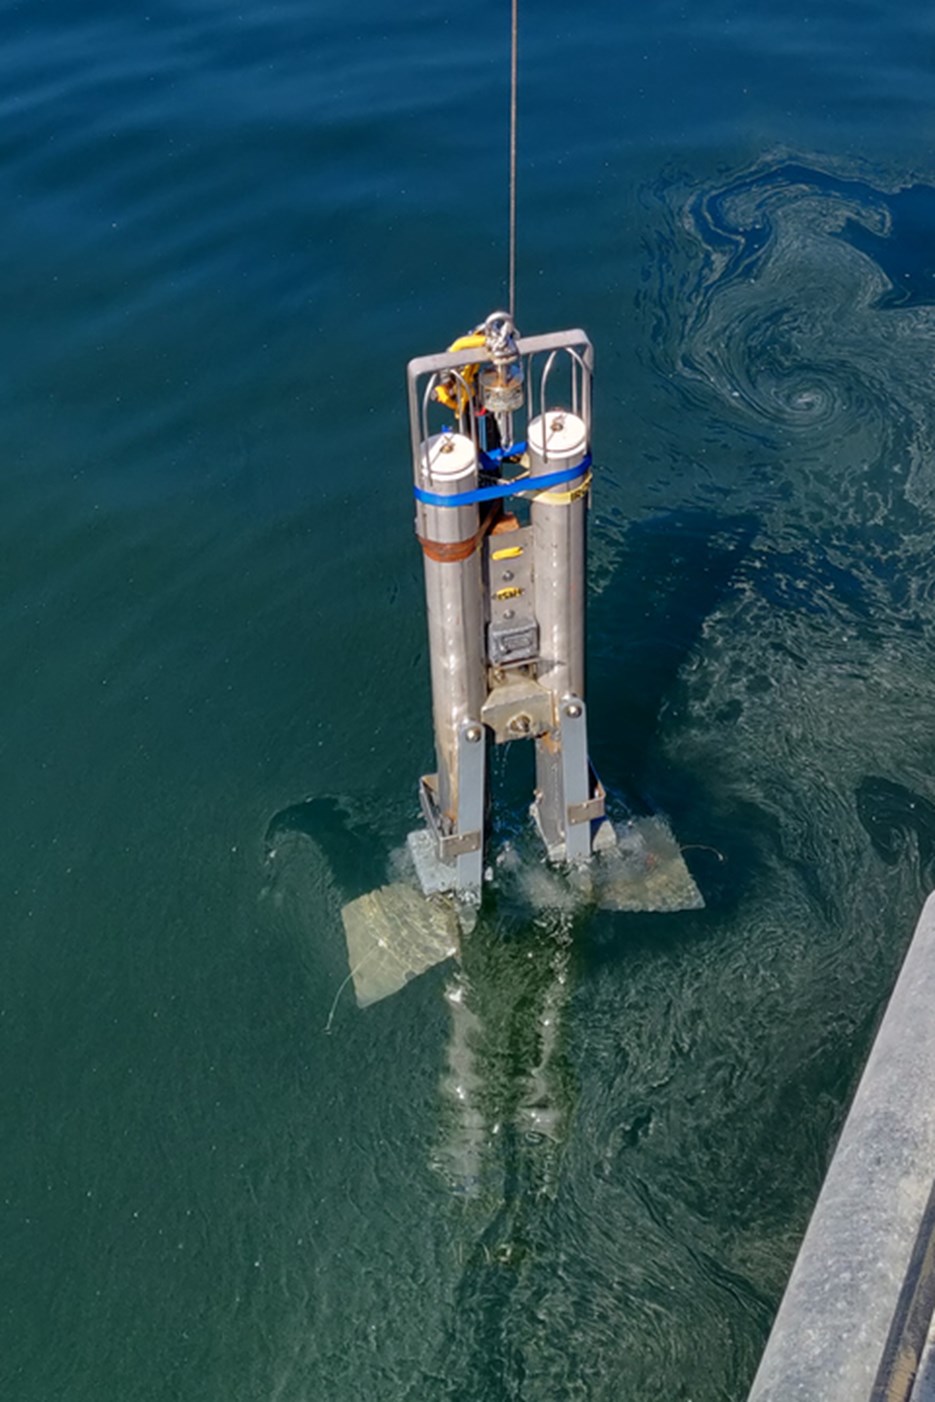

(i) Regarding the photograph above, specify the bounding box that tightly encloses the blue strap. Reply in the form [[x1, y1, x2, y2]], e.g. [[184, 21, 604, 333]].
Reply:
[[414, 453, 591, 508], [481, 440, 527, 465]]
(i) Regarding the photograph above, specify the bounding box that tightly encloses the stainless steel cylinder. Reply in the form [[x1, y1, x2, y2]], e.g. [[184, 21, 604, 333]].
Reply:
[[528, 410, 590, 856], [416, 432, 486, 821], [527, 411, 589, 705]]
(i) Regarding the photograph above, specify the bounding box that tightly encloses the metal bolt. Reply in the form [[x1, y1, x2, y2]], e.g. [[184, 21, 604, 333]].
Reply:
[[465, 725, 483, 743], [501, 569, 514, 582], [503, 609, 515, 620], [508, 713, 531, 736], [565, 702, 582, 719]]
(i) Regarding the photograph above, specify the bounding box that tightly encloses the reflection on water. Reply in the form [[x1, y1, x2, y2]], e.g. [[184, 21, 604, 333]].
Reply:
[[433, 906, 574, 1203]]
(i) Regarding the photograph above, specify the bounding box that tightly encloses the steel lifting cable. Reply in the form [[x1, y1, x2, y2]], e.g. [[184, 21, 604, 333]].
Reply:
[[509, 0, 518, 320]]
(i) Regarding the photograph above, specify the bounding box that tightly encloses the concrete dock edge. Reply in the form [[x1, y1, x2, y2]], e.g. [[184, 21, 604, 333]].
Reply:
[[748, 890, 935, 1402]]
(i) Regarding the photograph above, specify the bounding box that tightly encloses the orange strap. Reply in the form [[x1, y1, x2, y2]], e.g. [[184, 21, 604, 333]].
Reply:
[[417, 504, 501, 563]]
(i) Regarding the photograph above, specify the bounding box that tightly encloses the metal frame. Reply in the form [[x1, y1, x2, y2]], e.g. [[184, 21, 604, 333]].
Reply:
[[407, 326, 608, 895], [407, 329, 594, 471]]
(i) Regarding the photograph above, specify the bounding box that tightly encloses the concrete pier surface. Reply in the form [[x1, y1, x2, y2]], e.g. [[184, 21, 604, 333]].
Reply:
[[748, 891, 935, 1402]]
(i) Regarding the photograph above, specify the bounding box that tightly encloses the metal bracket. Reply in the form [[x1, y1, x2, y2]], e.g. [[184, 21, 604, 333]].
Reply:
[[568, 771, 607, 827], [532, 695, 604, 862], [481, 675, 554, 744], [454, 720, 486, 892], [558, 696, 592, 861], [414, 721, 486, 895]]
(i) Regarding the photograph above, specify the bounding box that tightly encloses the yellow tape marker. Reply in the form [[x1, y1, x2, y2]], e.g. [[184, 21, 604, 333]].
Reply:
[[491, 545, 524, 561], [495, 586, 524, 601], [535, 470, 593, 506]]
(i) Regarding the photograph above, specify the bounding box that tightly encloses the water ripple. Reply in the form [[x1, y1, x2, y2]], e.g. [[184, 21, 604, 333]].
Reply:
[[646, 160, 935, 527]]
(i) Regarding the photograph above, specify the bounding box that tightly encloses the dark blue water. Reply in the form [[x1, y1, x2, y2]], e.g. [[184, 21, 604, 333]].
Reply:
[[5, 2, 935, 1398]]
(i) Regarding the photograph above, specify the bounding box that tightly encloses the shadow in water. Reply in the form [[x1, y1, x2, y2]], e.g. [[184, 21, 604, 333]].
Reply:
[[856, 776, 935, 888], [588, 507, 757, 799], [264, 795, 390, 898]]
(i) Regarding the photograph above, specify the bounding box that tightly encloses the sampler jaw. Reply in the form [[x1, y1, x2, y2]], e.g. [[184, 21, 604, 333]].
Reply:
[[335, 315, 702, 1008], [339, 812, 703, 1010]]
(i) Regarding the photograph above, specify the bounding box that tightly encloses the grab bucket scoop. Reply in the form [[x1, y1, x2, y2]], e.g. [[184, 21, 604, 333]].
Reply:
[[340, 313, 702, 1007]]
